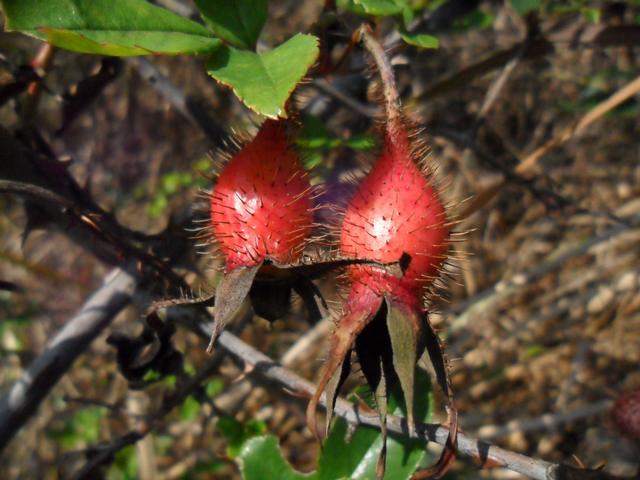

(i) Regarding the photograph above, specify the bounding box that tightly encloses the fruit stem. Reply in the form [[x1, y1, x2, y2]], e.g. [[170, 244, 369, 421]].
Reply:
[[357, 25, 402, 127]]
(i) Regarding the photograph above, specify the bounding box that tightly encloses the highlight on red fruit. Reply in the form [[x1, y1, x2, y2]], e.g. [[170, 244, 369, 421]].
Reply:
[[210, 119, 313, 272], [340, 125, 448, 312]]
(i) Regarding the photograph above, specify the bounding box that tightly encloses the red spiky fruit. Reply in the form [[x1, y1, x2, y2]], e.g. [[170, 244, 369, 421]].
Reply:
[[340, 123, 448, 312], [612, 390, 640, 441], [210, 119, 312, 272], [306, 26, 457, 480]]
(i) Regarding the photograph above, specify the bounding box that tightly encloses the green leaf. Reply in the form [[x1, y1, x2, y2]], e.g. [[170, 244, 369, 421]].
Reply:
[[297, 115, 376, 156], [352, 371, 433, 480], [399, 31, 439, 49], [353, 0, 407, 16], [194, 0, 267, 50], [49, 406, 107, 448], [510, 0, 541, 16], [238, 436, 315, 480], [108, 445, 138, 480], [336, 0, 368, 16], [317, 413, 379, 480], [0, 0, 220, 56], [451, 9, 494, 31], [318, 370, 433, 480], [217, 416, 267, 458], [207, 33, 319, 118], [179, 395, 200, 421]]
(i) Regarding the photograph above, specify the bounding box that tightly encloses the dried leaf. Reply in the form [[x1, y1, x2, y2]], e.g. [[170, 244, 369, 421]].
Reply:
[[209, 264, 261, 352], [307, 303, 380, 439], [413, 314, 458, 479]]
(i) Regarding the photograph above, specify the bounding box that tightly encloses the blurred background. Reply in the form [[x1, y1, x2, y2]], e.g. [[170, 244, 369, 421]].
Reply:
[[0, 0, 639, 478]]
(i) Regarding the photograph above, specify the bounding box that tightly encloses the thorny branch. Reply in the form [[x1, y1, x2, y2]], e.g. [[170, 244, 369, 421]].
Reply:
[[0, 265, 138, 452], [202, 328, 620, 480]]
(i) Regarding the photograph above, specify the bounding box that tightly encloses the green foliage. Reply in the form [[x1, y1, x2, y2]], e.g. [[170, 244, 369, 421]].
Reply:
[[195, 0, 267, 50], [180, 395, 201, 421], [216, 416, 268, 458], [48, 406, 106, 448], [399, 30, 439, 49], [555, 68, 640, 117], [146, 169, 207, 219], [207, 34, 319, 118], [0, 312, 33, 352], [451, 8, 495, 31], [297, 115, 375, 169], [238, 436, 312, 480], [107, 445, 139, 480], [236, 369, 433, 480], [0, 0, 220, 56], [337, 0, 439, 50], [510, 0, 541, 16], [352, 0, 408, 16], [0, 0, 319, 117], [321, 369, 434, 480], [206, 378, 225, 398]]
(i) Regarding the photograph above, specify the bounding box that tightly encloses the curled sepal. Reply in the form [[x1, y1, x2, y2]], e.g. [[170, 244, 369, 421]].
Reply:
[[306, 302, 381, 440], [412, 315, 458, 479], [208, 264, 261, 353], [384, 297, 424, 437], [373, 360, 388, 480], [354, 308, 391, 480], [322, 352, 351, 438]]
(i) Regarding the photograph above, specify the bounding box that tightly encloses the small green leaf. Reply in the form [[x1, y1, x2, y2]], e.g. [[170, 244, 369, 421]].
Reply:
[[108, 445, 138, 480], [49, 406, 107, 448], [207, 34, 319, 118], [217, 416, 267, 459], [510, 0, 541, 16], [195, 0, 267, 50], [399, 31, 439, 49], [349, 414, 431, 480], [581, 7, 601, 23], [318, 370, 433, 480], [336, 0, 368, 16], [401, 6, 414, 27], [0, 0, 220, 56], [206, 378, 225, 397], [179, 395, 200, 421], [451, 9, 495, 31], [318, 413, 379, 480], [296, 115, 376, 162], [353, 0, 407, 16], [238, 436, 315, 480]]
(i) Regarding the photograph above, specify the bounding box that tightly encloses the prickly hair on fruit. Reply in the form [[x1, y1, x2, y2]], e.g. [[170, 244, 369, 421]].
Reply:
[[205, 118, 315, 354], [339, 120, 449, 313], [210, 119, 313, 272], [306, 26, 458, 480]]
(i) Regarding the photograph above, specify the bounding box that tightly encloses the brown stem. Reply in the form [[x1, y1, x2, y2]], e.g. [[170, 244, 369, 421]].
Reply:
[[23, 43, 55, 125], [357, 24, 402, 125]]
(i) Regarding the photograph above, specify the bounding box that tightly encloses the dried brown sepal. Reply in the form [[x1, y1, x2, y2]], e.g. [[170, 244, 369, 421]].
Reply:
[[374, 357, 388, 480], [306, 301, 381, 440], [412, 315, 458, 479], [322, 351, 351, 438], [208, 263, 261, 353]]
